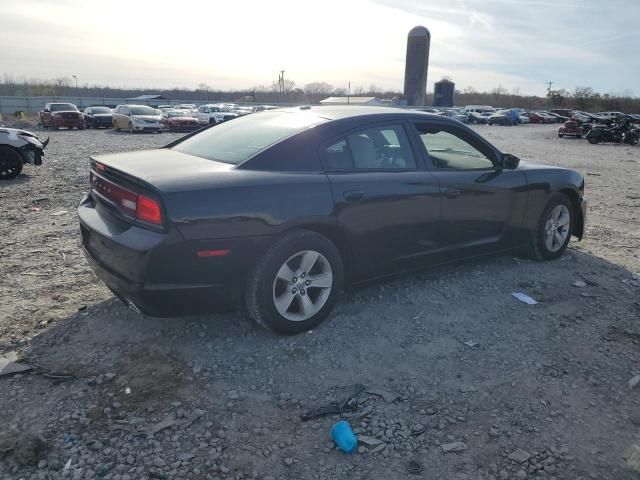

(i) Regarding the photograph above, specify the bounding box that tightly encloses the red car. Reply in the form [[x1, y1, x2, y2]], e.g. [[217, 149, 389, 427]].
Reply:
[[558, 120, 582, 138], [39, 103, 85, 130], [161, 110, 200, 132], [529, 111, 555, 124]]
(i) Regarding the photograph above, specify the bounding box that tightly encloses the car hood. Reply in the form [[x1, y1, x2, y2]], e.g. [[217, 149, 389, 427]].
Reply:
[[92, 148, 235, 193], [133, 115, 161, 121]]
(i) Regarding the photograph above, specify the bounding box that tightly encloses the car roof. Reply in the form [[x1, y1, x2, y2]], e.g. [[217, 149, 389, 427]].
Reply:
[[275, 105, 446, 122]]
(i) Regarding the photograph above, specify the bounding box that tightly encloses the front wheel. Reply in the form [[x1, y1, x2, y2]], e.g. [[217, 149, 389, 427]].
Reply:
[[245, 230, 344, 334], [0, 146, 24, 180], [587, 135, 600, 144], [527, 193, 573, 260]]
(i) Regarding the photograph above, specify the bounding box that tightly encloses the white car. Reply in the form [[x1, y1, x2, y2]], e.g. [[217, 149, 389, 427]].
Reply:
[[518, 113, 530, 124], [194, 104, 239, 125], [112, 105, 163, 133]]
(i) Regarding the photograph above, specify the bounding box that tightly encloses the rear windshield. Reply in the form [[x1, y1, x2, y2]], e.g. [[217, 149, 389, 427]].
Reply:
[[50, 103, 78, 111], [173, 111, 328, 164]]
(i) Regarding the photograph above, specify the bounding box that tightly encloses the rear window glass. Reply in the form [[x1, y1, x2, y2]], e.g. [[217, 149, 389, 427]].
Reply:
[[173, 111, 328, 164]]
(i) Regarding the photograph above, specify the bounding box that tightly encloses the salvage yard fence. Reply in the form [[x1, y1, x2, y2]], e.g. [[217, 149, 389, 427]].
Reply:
[[0, 96, 298, 115]]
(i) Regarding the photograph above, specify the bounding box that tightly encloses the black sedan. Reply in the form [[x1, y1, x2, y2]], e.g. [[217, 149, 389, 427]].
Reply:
[[83, 106, 113, 128], [78, 106, 587, 334]]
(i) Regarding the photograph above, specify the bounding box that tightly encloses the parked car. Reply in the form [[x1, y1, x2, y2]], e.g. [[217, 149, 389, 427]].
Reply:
[[518, 113, 530, 124], [0, 127, 48, 179], [39, 103, 84, 130], [443, 108, 468, 123], [112, 105, 163, 133], [174, 104, 197, 114], [529, 111, 555, 124], [558, 120, 582, 138], [233, 106, 254, 116], [157, 105, 174, 112], [161, 110, 200, 132], [488, 110, 518, 125], [466, 111, 489, 124], [252, 105, 279, 113], [83, 106, 113, 129], [78, 106, 586, 334], [194, 104, 239, 125]]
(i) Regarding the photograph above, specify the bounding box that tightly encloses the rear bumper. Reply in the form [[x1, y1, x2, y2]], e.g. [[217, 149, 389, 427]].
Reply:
[[82, 244, 233, 316], [78, 194, 269, 317]]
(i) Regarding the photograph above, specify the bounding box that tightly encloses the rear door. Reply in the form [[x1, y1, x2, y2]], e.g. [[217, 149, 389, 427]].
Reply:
[[411, 120, 527, 256], [322, 122, 441, 279]]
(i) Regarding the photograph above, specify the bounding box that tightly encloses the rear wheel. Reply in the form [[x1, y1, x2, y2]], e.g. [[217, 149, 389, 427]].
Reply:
[[528, 193, 573, 260], [587, 135, 600, 144], [245, 230, 344, 334], [0, 146, 24, 180]]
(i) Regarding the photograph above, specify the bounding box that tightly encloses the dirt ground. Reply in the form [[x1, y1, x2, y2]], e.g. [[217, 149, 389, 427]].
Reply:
[[0, 123, 639, 480]]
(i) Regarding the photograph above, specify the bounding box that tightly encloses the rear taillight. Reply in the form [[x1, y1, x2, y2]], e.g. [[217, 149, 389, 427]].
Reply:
[[136, 195, 162, 225], [90, 170, 163, 226]]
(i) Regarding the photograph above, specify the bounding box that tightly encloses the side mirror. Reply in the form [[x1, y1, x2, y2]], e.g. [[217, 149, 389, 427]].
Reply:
[[43, 109, 50, 113], [501, 153, 520, 170]]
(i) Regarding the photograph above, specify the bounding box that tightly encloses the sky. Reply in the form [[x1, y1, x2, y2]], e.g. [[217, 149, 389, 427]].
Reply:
[[1, 0, 638, 96]]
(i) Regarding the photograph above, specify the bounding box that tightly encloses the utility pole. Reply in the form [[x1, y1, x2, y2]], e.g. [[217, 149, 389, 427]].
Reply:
[[280, 70, 285, 97], [546, 81, 554, 95], [348, 81, 351, 105], [72, 75, 78, 89]]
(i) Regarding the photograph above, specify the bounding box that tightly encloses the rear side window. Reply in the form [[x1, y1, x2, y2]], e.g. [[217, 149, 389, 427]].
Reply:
[[173, 111, 328, 165], [323, 124, 416, 171]]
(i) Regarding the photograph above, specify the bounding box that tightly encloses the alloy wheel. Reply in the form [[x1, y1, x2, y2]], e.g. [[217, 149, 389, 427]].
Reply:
[[272, 250, 333, 322], [544, 204, 570, 252]]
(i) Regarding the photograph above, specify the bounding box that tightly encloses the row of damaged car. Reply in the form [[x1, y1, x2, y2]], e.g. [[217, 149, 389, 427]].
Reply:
[[38, 102, 280, 132]]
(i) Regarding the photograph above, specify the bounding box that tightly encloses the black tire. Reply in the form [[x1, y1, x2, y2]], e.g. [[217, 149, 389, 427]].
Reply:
[[245, 230, 344, 334], [558, 134, 564, 138], [0, 146, 24, 180], [587, 135, 600, 144], [527, 193, 574, 261]]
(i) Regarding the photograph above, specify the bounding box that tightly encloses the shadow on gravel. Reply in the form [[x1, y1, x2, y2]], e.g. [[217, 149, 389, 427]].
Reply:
[[0, 174, 31, 187], [9, 247, 640, 478]]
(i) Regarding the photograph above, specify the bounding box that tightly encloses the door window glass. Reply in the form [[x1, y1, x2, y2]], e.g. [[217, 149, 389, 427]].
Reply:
[[416, 124, 494, 170], [324, 124, 416, 171]]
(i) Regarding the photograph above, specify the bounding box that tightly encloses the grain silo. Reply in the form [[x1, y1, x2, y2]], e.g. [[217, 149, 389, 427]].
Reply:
[[433, 77, 455, 107], [403, 26, 430, 106]]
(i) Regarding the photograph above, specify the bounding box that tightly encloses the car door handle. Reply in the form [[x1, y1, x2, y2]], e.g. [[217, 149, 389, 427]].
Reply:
[[444, 188, 462, 198], [343, 190, 364, 202]]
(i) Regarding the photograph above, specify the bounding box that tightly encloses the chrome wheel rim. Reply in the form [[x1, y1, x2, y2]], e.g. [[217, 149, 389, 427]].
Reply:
[[272, 250, 333, 322], [544, 204, 570, 252]]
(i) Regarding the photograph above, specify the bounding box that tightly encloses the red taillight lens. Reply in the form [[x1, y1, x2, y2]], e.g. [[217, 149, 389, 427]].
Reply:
[[136, 194, 162, 225]]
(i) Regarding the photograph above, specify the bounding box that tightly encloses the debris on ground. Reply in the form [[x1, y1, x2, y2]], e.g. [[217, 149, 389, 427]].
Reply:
[[441, 442, 467, 453], [406, 460, 424, 475], [629, 375, 640, 389], [300, 384, 365, 421], [511, 292, 538, 305], [0, 351, 33, 376], [463, 340, 478, 348], [331, 420, 358, 453], [365, 388, 399, 403], [572, 280, 587, 287], [0, 432, 47, 466], [507, 448, 531, 463]]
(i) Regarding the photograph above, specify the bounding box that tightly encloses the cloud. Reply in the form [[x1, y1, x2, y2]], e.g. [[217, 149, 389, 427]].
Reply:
[[0, 0, 637, 95]]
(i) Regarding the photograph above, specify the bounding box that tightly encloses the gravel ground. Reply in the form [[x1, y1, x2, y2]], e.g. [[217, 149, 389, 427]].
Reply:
[[0, 124, 639, 480]]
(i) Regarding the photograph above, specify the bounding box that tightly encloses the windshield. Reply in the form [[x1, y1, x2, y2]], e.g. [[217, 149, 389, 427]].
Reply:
[[91, 107, 111, 114], [50, 103, 77, 111], [173, 111, 328, 164], [130, 106, 156, 115]]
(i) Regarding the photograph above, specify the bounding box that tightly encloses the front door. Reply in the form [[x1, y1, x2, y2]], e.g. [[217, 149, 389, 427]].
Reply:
[[322, 122, 441, 280], [412, 121, 526, 255]]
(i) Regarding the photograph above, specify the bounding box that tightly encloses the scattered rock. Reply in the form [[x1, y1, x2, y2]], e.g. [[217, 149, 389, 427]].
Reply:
[[508, 449, 531, 463], [629, 375, 640, 389], [572, 280, 587, 288], [442, 442, 467, 453]]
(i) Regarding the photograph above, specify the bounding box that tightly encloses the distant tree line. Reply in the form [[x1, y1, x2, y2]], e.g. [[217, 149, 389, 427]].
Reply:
[[1, 74, 638, 112]]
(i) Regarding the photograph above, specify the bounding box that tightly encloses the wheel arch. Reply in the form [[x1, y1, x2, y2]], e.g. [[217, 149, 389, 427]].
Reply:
[[279, 223, 355, 284], [559, 187, 584, 240]]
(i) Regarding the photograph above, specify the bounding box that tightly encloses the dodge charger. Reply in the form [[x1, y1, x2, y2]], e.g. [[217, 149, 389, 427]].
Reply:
[[78, 106, 587, 334]]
